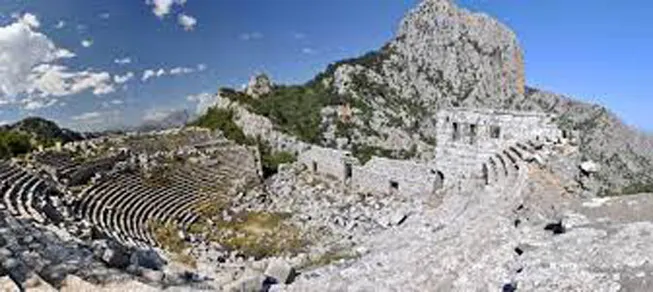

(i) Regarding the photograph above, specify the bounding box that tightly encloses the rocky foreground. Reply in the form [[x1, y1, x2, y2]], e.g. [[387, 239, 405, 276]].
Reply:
[[281, 142, 653, 291]]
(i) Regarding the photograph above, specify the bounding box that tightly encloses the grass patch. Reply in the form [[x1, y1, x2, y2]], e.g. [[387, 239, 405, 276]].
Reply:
[[600, 180, 653, 197], [150, 220, 197, 268], [300, 250, 361, 270], [150, 220, 186, 253], [193, 198, 229, 219], [351, 144, 418, 165], [173, 253, 197, 269], [210, 211, 306, 259], [622, 181, 653, 195]]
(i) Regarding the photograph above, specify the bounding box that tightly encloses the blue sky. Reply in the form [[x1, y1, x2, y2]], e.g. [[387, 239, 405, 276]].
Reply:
[[0, 0, 650, 132]]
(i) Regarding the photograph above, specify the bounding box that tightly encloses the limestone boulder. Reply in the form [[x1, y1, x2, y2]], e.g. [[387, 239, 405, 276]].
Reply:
[[264, 259, 296, 285], [579, 160, 600, 174]]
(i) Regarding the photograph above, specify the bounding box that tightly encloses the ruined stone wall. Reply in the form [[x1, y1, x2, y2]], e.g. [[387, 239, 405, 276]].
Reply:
[[352, 157, 438, 197], [298, 146, 352, 182], [434, 108, 561, 185], [299, 146, 439, 196]]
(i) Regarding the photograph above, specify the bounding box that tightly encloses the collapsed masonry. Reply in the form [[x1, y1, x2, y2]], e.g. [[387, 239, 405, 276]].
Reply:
[[297, 108, 567, 196]]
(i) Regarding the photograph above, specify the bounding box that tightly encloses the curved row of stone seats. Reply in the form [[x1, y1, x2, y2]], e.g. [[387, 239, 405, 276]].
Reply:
[[33, 151, 76, 170], [77, 174, 150, 247], [0, 161, 66, 225], [482, 135, 567, 188], [76, 165, 229, 248]]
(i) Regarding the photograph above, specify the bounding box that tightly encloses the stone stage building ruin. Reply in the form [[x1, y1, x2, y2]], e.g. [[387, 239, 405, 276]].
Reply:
[[298, 108, 564, 196], [434, 108, 562, 188]]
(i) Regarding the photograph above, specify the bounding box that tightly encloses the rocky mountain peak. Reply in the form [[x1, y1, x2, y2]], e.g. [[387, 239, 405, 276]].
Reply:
[[388, 0, 525, 107], [246, 73, 273, 98]]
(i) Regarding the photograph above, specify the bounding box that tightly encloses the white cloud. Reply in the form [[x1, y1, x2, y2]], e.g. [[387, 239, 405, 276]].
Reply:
[[27, 65, 115, 97], [99, 13, 110, 19], [142, 68, 166, 81], [54, 20, 65, 29], [239, 32, 263, 41], [113, 72, 134, 84], [141, 65, 202, 82], [0, 14, 116, 109], [187, 92, 214, 115], [101, 99, 123, 108], [114, 57, 131, 65], [142, 70, 156, 82], [146, 0, 187, 18], [72, 111, 101, 121], [178, 13, 196, 31], [20, 13, 40, 28], [169, 66, 194, 75], [293, 32, 306, 39], [81, 39, 93, 48], [23, 98, 57, 110], [301, 47, 317, 55]]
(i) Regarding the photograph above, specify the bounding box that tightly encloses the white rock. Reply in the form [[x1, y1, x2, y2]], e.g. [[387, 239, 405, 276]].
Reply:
[[0, 276, 18, 292], [264, 259, 296, 284], [580, 161, 600, 174]]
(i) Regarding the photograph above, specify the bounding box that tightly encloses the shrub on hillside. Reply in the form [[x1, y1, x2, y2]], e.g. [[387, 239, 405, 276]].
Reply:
[[190, 108, 251, 145], [0, 131, 33, 159], [257, 141, 296, 178]]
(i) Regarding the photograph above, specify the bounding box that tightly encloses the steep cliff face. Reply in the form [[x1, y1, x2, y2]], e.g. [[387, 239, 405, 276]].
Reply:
[[313, 0, 527, 155], [388, 0, 525, 107]]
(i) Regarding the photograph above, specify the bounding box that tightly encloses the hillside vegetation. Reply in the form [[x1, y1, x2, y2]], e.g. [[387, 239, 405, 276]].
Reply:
[[218, 83, 349, 144], [0, 117, 83, 159]]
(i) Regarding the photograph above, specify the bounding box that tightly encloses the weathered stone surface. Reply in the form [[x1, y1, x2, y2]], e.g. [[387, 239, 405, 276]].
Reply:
[[223, 270, 266, 292], [580, 160, 600, 174], [101, 247, 131, 269], [264, 259, 295, 284], [521, 87, 653, 195], [131, 249, 165, 270], [23, 274, 57, 292], [0, 276, 18, 292], [246, 73, 273, 98]]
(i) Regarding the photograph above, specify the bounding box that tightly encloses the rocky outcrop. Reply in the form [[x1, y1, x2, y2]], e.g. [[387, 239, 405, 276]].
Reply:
[[309, 0, 526, 150], [517, 87, 653, 195], [246, 73, 273, 98]]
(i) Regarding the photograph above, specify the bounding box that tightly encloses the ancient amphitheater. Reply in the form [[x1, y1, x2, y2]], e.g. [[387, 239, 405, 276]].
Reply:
[[0, 103, 581, 290]]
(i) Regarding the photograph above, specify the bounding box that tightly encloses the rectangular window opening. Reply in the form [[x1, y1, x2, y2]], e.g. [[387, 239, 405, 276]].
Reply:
[[469, 124, 477, 145], [344, 163, 352, 179], [490, 126, 501, 139]]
